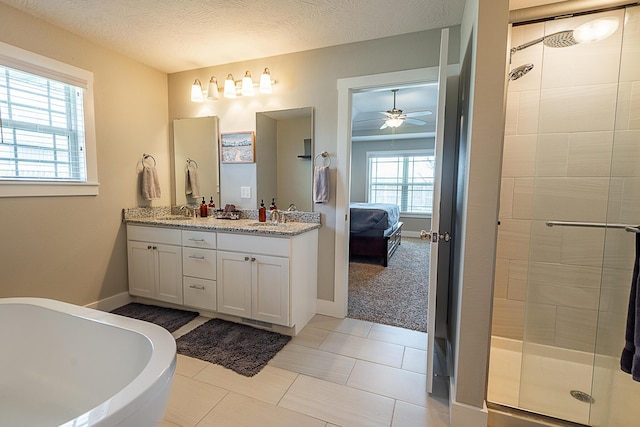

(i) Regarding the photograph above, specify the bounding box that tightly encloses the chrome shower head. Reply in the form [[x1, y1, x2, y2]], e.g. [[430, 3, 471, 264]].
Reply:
[[542, 30, 578, 48], [509, 63, 534, 81]]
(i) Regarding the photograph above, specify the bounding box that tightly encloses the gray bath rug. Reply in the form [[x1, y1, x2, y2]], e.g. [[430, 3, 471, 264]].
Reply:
[[348, 237, 429, 332], [111, 303, 199, 333], [176, 318, 291, 377]]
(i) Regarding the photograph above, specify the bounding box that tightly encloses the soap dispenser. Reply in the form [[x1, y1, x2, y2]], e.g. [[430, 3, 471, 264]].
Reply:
[[208, 197, 216, 216], [258, 200, 267, 222], [270, 198, 277, 210], [200, 197, 208, 217]]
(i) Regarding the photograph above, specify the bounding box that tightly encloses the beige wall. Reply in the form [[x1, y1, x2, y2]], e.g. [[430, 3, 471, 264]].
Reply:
[[0, 3, 169, 305], [167, 29, 461, 301]]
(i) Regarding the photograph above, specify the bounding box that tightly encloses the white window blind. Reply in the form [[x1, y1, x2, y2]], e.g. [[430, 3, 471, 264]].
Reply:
[[0, 65, 87, 181], [367, 150, 435, 215], [0, 41, 98, 197]]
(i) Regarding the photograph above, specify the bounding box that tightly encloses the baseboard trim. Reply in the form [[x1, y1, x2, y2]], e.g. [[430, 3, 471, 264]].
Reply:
[[449, 380, 488, 427], [85, 291, 132, 312]]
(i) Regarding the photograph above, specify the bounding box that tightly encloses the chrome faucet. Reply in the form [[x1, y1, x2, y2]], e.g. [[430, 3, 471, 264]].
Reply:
[[287, 203, 297, 211], [270, 209, 281, 224], [179, 205, 196, 218]]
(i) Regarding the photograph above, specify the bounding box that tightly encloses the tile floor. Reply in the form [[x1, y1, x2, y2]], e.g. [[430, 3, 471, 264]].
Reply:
[[161, 315, 451, 427]]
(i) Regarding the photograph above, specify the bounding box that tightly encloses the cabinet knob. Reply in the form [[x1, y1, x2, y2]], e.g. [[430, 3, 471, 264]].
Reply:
[[244, 256, 250, 261], [251, 257, 256, 262], [147, 245, 152, 249], [152, 246, 158, 250]]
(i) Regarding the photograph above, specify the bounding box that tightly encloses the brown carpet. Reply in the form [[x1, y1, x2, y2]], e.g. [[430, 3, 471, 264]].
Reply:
[[110, 302, 199, 333], [348, 237, 429, 332], [176, 318, 291, 377]]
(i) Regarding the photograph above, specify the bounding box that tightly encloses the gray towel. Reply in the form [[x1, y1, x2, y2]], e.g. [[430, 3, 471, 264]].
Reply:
[[313, 165, 329, 204], [185, 165, 200, 198], [141, 165, 161, 200], [621, 232, 640, 381]]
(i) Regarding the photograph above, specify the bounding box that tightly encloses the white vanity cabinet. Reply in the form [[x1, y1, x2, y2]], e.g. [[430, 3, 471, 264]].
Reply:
[[127, 225, 183, 305], [182, 230, 217, 311], [216, 230, 318, 332]]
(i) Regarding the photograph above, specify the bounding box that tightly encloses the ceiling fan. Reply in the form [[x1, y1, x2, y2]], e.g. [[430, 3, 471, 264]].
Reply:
[[376, 89, 432, 130]]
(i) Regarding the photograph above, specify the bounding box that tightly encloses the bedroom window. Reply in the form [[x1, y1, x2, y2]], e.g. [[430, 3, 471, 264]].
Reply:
[[367, 150, 434, 215], [0, 41, 98, 197]]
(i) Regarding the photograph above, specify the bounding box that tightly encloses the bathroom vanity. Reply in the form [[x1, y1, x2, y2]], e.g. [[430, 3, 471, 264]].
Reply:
[[125, 213, 319, 335]]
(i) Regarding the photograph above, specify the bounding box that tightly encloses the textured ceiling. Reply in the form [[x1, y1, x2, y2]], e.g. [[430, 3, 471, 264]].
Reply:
[[0, 0, 466, 74]]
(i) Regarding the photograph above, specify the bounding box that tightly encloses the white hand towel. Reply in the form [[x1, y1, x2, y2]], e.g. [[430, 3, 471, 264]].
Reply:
[[141, 165, 161, 200], [313, 165, 330, 204], [185, 165, 201, 198]]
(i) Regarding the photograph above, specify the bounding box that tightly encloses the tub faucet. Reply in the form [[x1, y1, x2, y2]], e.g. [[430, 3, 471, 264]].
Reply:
[[179, 205, 196, 218], [270, 209, 281, 224]]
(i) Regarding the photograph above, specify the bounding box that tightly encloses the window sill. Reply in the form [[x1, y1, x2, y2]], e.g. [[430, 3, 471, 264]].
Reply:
[[400, 213, 432, 219], [0, 181, 100, 197]]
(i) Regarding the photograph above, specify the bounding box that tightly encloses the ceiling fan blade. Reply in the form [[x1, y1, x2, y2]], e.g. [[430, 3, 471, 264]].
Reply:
[[379, 122, 389, 130], [404, 110, 432, 118], [405, 118, 426, 125], [354, 117, 386, 123]]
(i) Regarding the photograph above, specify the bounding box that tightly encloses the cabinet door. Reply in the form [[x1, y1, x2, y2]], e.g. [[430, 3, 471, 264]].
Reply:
[[252, 255, 290, 326], [216, 251, 252, 318], [155, 243, 183, 304], [127, 241, 155, 298]]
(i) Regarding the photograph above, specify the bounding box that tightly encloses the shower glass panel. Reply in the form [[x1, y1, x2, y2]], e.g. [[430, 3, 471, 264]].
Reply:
[[507, 6, 638, 425], [591, 5, 640, 427]]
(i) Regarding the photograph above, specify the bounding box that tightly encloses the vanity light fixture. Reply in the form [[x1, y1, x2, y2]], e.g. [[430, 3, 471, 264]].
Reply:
[[190, 68, 277, 101]]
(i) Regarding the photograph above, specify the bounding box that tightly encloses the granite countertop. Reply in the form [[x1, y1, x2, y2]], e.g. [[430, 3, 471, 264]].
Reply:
[[125, 215, 321, 236]]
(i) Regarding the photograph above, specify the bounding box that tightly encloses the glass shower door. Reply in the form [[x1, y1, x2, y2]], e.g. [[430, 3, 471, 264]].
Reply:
[[590, 5, 640, 427], [517, 7, 626, 424]]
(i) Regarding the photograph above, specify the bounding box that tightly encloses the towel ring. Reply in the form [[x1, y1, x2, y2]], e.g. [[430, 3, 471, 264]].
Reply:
[[314, 151, 331, 167], [142, 153, 156, 167], [186, 158, 198, 168]]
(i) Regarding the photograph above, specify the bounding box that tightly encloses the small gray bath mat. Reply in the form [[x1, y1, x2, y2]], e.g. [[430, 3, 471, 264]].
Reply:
[[176, 318, 291, 377], [111, 303, 198, 333]]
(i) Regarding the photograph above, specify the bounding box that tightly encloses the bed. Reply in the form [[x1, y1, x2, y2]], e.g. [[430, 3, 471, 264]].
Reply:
[[349, 202, 403, 267]]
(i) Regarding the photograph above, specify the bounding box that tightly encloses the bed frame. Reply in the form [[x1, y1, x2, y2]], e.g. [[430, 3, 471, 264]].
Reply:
[[349, 222, 403, 267]]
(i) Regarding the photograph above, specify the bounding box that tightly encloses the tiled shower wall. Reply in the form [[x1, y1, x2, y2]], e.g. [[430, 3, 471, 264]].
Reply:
[[493, 8, 640, 353]]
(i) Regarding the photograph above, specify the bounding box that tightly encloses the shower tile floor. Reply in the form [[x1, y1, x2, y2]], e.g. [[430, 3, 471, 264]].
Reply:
[[488, 336, 640, 426], [161, 315, 450, 427]]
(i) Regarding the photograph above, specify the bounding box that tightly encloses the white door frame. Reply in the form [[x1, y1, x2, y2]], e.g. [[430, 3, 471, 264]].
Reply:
[[332, 67, 441, 318]]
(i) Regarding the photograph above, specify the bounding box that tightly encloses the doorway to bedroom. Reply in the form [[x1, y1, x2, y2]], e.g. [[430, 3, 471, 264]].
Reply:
[[346, 83, 435, 333]]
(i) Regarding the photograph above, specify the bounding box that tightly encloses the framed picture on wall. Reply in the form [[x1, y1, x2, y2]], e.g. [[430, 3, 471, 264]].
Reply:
[[220, 131, 255, 163]]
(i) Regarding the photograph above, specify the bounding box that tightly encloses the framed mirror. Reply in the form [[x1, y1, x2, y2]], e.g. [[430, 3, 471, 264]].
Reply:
[[255, 107, 314, 211], [172, 116, 220, 206]]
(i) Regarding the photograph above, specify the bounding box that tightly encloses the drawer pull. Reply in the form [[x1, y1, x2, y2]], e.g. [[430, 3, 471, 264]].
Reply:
[[188, 238, 206, 242], [188, 255, 206, 260], [189, 285, 206, 290]]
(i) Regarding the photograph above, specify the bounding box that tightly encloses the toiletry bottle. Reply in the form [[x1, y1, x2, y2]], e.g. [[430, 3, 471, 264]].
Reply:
[[259, 200, 267, 222], [208, 197, 216, 216], [200, 197, 208, 217], [270, 198, 277, 210]]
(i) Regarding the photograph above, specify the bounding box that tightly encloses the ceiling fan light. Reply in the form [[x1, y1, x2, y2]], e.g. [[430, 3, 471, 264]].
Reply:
[[386, 118, 404, 128], [223, 74, 236, 98], [191, 79, 204, 102]]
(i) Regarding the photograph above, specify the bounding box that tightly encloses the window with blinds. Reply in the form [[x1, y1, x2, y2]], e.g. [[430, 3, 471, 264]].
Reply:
[[0, 65, 87, 181], [367, 150, 435, 215], [0, 41, 98, 197]]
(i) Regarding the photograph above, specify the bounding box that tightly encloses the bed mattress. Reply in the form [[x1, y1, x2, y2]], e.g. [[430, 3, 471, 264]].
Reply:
[[349, 203, 400, 233]]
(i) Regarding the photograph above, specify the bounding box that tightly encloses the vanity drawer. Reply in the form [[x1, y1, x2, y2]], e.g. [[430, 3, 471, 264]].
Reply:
[[183, 277, 216, 311], [182, 230, 216, 249], [183, 247, 217, 280], [127, 225, 181, 245], [217, 233, 289, 257]]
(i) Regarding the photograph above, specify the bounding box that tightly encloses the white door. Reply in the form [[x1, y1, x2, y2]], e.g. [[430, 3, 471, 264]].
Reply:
[[426, 28, 449, 393], [217, 250, 252, 317], [252, 254, 290, 325]]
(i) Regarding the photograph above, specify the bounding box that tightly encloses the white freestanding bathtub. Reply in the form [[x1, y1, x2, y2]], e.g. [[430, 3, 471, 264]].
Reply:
[[0, 297, 176, 426]]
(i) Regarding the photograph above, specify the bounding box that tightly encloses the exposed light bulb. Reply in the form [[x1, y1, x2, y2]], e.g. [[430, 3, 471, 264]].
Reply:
[[223, 74, 236, 98], [191, 79, 204, 102]]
